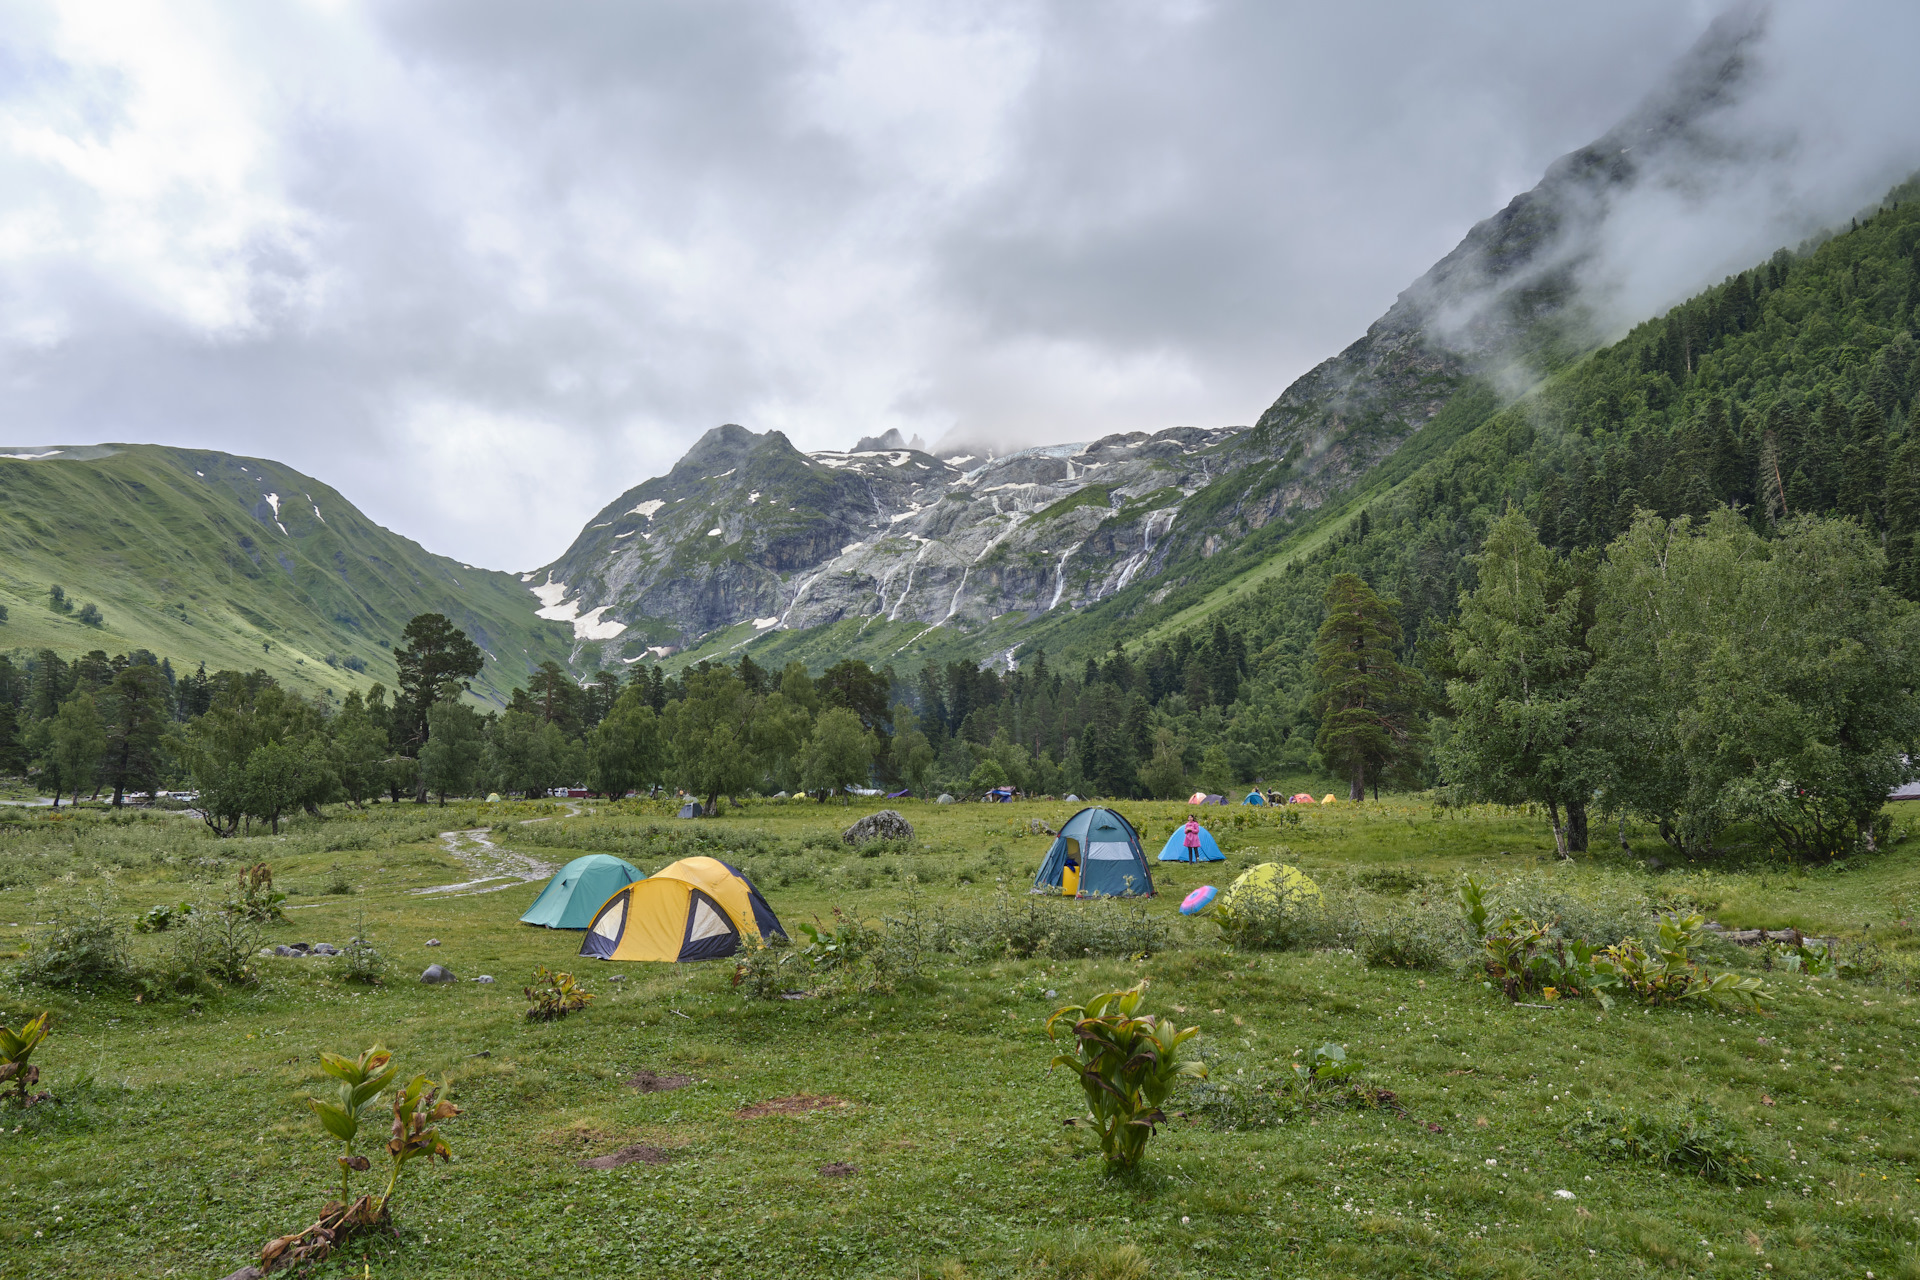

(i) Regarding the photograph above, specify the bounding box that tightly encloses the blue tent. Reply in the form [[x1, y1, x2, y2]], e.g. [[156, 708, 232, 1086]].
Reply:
[[1243, 790, 1265, 806], [520, 854, 645, 929], [1031, 807, 1154, 898], [1157, 823, 1225, 863]]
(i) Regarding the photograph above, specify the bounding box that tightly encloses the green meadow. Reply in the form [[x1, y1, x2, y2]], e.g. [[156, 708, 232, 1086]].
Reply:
[[3, 795, 1919, 1279]]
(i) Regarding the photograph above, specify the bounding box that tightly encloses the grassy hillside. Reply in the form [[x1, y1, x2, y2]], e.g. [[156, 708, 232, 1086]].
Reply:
[[0, 445, 574, 705]]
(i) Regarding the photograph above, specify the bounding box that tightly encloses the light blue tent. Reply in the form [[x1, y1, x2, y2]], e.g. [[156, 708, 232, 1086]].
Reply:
[[520, 854, 645, 929], [1243, 790, 1266, 805], [1157, 823, 1225, 862], [1031, 807, 1154, 898]]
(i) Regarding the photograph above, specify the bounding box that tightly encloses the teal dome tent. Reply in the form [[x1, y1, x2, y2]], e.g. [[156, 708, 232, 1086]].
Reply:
[[1031, 807, 1154, 898], [520, 854, 645, 929]]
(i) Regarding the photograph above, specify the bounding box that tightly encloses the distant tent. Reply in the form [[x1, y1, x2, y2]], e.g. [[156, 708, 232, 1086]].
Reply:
[[1157, 823, 1224, 863], [1031, 807, 1154, 898], [579, 857, 785, 963], [986, 787, 1015, 803], [887, 789, 911, 799], [676, 801, 702, 819], [520, 854, 644, 929], [1321, 794, 1337, 804], [1290, 793, 1316, 804], [1204, 794, 1227, 806], [1243, 791, 1265, 806], [1063, 794, 1080, 802], [1187, 791, 1208, 804]]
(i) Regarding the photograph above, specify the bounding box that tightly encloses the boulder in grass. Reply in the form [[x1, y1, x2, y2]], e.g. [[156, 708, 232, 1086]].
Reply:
[[841, 810, 914, 846], [421, 964, 457, 984]]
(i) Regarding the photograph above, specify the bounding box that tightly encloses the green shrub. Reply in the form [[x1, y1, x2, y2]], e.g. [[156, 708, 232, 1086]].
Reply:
[[523, 966, 594, 1021], [1358, 898, 1458, 970], [170, 902, 264, 988], [337, 915, 385, 985], [17, 887, 134, 990], [932, 886, 1170, 960], [1562, 1097, 1771, 1184], [731, 932, 798, 999], [323, 863, 353, 895]]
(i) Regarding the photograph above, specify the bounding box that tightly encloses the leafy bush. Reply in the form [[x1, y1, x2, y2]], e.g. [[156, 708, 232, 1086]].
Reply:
[[731, 932, 798, 999], [1562, 1097, 1771, 1184], [228, 862, 286, 922], [1214, 880, 1355, 953], [337, 916, 385, 985], [17, 887, 134, 990], [524, 966, 594, 1021], [134, 904, 180, 933], [323, 863, 354, 895], [170, 902, 265, 987], [796, 911, 881, 970], [932, 886, 1170, 961], [1046, 981, 1205, 1172]]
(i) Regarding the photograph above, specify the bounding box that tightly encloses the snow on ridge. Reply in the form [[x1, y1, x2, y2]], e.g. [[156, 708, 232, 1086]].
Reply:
[[707, 527, 723, 537], [531, 575, 570, 611], [572, 605, 626, 641], [753, 616, 779, 629], [627, 499, 665, 519]]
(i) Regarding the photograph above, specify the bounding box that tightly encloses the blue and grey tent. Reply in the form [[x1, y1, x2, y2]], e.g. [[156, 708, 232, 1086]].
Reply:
[[1243, 790, 1265, 806], [1156, 824, 1224, 863], [520, 854, 645, 929], [1031, 807, 1154, 898]]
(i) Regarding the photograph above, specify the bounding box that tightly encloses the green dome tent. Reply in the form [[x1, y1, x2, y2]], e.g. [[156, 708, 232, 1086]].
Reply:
[[520, 854, 645, 929], [1031, 807, 1154, 899]]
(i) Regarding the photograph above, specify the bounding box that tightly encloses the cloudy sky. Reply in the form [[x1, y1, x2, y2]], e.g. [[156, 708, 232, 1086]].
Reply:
[[2, 1, 1917, 570]]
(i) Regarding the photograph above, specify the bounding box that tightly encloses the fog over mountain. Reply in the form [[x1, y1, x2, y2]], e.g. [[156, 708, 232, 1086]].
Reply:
[[1, 1, 1916, 569]]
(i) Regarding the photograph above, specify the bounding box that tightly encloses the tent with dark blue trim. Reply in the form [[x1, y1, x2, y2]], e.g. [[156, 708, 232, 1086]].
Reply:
[[578, 857, 785, 963], [1031, 807, 1154, 898]]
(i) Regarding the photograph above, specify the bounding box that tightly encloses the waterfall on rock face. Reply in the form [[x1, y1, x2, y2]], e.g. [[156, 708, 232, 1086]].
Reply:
[[1114, 508, 1178, 594], [1048, 548, 1074, 610]]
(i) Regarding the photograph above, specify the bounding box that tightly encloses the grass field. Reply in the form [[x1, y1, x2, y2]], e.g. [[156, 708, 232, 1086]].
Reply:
[[3, 794, 1920, 1279]]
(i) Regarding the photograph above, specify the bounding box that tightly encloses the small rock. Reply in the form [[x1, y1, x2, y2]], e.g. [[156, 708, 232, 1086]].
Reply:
[[1644, 856, 1665, 872], [311, 943, 340, 956], [608, 974, 626, 982], [421, 964, 457, 984], [1553, 1189, 1575, 1200], [289, 942, 312, 953], [218, 1267, 265, 1280], [273, 944, 298, 957], [425, 938, 442, 947], [841, 809, 914, 845], [472, 975, 495, 984], [258, 948, 277, 957]]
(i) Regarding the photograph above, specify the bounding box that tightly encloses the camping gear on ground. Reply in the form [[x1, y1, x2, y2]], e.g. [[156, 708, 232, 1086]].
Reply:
[[1180, 885, 1219, 915], [578, 857, 785, 963], [520, 854, 645, 929], [1322, 794, 1337, 804], [1157, 822, 1224, 862], [1061, 864, 1080, 896], [676, 801, 701, 819], [985, 787, 1014, 803], [1290, 793, 1315, 804], [1221, 862, 1321, 918], [1031, 807, 1154, 898], [1243, 790, 1265, 805]]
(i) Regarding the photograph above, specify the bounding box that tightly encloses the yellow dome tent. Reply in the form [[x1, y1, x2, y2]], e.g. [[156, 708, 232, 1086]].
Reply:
[[1220, 862, 1321, 920], [1321, 794, 1337, 804], [577, 857, 786, 963]]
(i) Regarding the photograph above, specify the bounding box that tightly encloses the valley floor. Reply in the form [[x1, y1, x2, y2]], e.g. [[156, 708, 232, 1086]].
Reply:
[[2, 796, 1918, 1279]]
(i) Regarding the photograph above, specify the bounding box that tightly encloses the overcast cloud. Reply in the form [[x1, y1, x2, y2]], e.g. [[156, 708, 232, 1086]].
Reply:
[[1, 1, 1916, 570]]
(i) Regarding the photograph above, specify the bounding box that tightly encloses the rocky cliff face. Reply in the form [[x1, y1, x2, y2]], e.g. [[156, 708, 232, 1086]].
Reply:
[[532, 13, 1763, 668]]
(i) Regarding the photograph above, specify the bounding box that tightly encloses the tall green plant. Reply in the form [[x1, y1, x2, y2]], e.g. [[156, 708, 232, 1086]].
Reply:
[[306, 1045, 398, 1207], [0, 1011, 52, 1106], [1045, 981, 1206, 1172]]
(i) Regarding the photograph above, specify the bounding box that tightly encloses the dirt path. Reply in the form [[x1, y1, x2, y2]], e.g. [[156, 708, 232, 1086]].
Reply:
[[414, 828, 557, 898]]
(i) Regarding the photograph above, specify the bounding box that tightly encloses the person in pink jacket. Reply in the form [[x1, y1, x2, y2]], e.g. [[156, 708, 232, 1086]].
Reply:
[[1183, 815, 1201, 862]]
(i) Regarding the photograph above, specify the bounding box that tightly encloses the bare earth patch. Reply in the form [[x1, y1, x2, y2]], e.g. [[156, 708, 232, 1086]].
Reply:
[[736, 1094, 850, 1119], [625, 1069, 695, 1093], [817, 1162, 859, 1177], [578, 1144, 674, 1170]]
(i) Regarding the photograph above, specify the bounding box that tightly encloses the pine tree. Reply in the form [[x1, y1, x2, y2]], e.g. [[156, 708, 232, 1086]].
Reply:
[[1312, 573, 1421, 801]]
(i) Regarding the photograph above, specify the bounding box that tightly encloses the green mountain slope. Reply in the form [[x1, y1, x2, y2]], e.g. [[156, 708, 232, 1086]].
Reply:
[[0, 444, 574, 704]]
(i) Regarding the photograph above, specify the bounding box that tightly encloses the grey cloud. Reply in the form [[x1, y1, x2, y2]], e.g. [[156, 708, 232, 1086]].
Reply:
[[0, 2, 1912, 569]]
